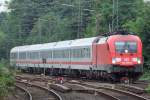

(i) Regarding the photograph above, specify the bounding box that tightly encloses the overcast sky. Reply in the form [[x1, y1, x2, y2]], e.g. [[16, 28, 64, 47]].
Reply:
[[0, 0, 10, 12]]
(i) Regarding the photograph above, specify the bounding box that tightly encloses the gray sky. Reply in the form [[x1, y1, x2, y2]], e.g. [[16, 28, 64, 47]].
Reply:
[[0, 0, 10, 12], [144, 0, 150, 1]]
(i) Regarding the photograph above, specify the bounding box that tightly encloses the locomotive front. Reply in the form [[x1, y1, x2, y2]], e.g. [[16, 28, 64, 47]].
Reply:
[[107, 34, 143, 82]]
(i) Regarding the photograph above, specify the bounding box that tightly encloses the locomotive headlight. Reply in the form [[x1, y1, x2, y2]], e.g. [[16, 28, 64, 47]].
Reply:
[[132, 58, 141, 64], [137, 58, 141, 64], [112, 58, 121, 64], [112, 58, 116, 64]]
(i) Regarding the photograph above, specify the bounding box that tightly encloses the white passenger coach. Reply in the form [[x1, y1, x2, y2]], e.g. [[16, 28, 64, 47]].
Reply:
[[10, 37, 98, 71]]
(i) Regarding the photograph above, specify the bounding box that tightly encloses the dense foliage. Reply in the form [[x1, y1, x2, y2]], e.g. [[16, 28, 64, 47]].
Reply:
[[0, 0, 150, 70]]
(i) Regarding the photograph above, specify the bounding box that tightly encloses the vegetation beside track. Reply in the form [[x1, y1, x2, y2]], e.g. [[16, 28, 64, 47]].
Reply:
[[139, 70, 150, 94], [140, 70, 150, 81], [145, 85, 150, 93], [0, 60, 15, 99]]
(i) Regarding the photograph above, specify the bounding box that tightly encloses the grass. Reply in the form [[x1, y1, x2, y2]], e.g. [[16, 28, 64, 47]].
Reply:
[[140, 69, 150, 94], [146, 85, 150, 93]]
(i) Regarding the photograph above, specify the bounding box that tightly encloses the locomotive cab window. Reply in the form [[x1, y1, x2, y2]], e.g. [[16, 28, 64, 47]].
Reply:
[[115, 41, 137, 53]]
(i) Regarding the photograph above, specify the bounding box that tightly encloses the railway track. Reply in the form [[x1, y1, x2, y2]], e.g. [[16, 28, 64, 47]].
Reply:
[[69, 78, 149, 94], [68, 81, 148, 100], [59, 89, 119, 100], [16, 75, 119, 100], [15, 74, 149, 100], [50, 83, 119, 100], [16, 74, 147, 91], [15, 84, 32, 100], [15, 80, 62, 100], [133, 81, 149, 89]]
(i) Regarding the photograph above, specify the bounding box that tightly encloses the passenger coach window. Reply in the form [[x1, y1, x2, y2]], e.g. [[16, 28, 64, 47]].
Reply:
[[115, 41, 137, 53], [30, 52, 39, 59], [71, 48, 91, 59], [10, 53, 17, 59], [40, 51, 52, 59], [19, 52, 26, 59]]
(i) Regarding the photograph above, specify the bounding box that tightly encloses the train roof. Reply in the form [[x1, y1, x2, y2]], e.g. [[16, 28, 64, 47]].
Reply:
[[10, 37, 97, 52], [71, 37, 96, 47]]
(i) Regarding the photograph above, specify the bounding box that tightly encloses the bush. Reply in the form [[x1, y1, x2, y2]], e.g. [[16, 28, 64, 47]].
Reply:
[[0, 60, 15, 98], [140, 70, 150, 81]]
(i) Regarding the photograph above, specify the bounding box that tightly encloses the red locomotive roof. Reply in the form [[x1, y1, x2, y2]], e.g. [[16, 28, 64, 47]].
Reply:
[[107, 35, 142, 50], [107, 35, 141, 42]]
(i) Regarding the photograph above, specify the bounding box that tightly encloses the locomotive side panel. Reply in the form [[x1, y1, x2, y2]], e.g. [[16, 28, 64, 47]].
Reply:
[[92, 37, 112, 71], [96, 43, 112, 71]]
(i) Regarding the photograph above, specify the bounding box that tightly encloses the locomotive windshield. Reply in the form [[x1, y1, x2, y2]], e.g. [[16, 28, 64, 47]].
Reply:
[[115, 41, 137, 53]]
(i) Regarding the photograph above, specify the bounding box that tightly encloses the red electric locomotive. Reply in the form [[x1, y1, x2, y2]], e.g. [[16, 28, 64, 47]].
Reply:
[[92, 31, 143, 82]]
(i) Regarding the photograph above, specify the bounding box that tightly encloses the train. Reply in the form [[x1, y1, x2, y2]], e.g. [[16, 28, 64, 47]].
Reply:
[[10, 31, 143, 82]]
